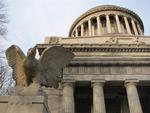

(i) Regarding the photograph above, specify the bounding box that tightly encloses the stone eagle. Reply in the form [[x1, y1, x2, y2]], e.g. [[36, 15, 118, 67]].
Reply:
[[6, 45, 74, 88]]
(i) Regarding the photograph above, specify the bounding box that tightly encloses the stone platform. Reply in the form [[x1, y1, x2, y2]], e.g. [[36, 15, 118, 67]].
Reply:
[[0, 96, 50, 113]]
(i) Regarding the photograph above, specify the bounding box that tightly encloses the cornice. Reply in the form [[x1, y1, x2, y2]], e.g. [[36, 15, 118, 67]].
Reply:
[[36, 43, 150, 55], [69, 5, 144, 36]]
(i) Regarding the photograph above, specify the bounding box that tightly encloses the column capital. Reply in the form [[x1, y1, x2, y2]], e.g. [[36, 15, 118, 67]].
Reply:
[[91, 79, 105, 83], [62, 79, 75, 87], [91, 79, 105, 87], [124, 79, 139, 87]]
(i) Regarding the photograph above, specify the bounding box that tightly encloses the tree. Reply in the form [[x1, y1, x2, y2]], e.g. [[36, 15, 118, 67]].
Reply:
[[0, 48, 14, 95], [0, 0, 14, 95], [0, 57, 14, 95], [0, 0, 7, 37]]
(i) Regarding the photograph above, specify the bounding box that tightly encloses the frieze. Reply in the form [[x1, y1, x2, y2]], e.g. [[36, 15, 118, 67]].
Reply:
[[63, 66, 150, 75], [105, 37, 118, 44], [132, 37, 146, 45]]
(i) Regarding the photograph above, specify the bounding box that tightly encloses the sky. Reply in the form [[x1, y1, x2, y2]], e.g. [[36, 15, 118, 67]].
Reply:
[[1, 0, 150, 53]]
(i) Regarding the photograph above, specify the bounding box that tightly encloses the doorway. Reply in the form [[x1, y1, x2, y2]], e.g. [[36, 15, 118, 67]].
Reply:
[[74, 85, 92, 113]]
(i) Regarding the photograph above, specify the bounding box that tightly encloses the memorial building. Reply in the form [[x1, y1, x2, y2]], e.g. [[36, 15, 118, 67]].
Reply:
[[37, 5, 150, 113]]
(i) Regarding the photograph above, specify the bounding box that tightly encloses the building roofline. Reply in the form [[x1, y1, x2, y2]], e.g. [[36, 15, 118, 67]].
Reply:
[[69, 5, 144, 37]]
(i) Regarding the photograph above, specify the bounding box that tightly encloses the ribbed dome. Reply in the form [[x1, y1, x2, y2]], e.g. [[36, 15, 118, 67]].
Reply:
[[69, 5, 144, 37]]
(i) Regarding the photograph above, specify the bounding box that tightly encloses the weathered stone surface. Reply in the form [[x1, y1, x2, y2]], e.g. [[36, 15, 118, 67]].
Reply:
[[3, 4, 150, 113], [10, 83, 44, 96], [92, 80, 106, 113], [43, 88, 62, 113], [62, 80, 75, 113], [6, 45, 74, 89], [0, 96, 50, 113], [125, 80, 143, 113]]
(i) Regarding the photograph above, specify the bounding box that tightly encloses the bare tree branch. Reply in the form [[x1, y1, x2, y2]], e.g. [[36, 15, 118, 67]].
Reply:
[[0, 0, 7, 38]]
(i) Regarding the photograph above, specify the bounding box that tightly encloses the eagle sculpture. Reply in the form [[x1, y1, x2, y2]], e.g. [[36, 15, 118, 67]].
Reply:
[[6, 45, 74, 88]]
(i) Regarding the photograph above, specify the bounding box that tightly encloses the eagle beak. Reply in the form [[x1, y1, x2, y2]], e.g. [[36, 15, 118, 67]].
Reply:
[[33, 46, 37, 51]]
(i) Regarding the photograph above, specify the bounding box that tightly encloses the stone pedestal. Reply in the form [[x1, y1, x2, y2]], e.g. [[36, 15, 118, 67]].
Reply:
[[0, 96, 50, 113]]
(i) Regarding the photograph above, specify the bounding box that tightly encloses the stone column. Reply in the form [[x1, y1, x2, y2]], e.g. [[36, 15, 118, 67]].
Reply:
[[115, 15, 122, 33], [75, 29, 78, 37], [124, 16, 131, 34], [62, 79, 75, 113], [88, 19, 92, 36], [131, 20, 138, 35], [125, 80, 143, 113], [92, 24, 95, 36], [81, 24, 84, 36], [106, 15, 111, 33], [92, 79, 106, 113], [120, 99, 130, 113], [97, 16, 101, 35], [137, 24, 143, 35]]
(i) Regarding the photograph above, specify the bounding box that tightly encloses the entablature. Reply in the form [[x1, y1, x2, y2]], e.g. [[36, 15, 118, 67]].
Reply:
[[37, 43, 150, 56]]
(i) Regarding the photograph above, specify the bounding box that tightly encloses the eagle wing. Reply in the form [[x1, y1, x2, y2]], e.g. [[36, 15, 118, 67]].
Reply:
[[5, 45, 27, 86], [39, 46, 74, 88]]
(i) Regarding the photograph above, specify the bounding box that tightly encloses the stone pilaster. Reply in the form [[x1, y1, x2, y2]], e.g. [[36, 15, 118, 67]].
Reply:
[[106, 15, 111, 33], [125, 80, 143, 113], [124, 16, 131, 34], [62, 79, 75, 113], [131, 20, 138, 35], [88, 19, 92, 36], [115, 15, 122, 33], [92, 79, 106, 113]]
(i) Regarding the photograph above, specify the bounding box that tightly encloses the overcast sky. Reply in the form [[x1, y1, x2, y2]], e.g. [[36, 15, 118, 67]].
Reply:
[[1, 0, 150, 53]]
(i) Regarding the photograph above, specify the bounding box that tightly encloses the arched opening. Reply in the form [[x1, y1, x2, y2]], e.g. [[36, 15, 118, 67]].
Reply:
[[110, 15, 118, 33], [91, 17, 97, 36], [128, 18, 134, 34], [83, 21, 88, 36], [100, 15, 107, 34], [119, 16, 127, 34], [72, 31, 75, 37], [77, 26, 81, 37], [135, 22, 140, 35]]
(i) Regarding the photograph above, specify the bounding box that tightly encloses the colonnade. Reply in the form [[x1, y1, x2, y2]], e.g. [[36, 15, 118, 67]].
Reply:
[[62, 79, 143, 113], [72, 14, 143, 37]]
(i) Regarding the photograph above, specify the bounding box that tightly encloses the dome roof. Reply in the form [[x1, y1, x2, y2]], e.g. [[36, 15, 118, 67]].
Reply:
[[69, 5, 144, 37]]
